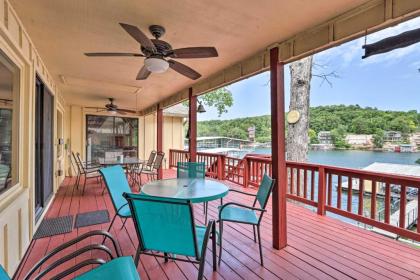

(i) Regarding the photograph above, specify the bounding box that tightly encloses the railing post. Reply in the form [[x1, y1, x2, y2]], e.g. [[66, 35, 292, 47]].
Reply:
[[188, 88, 197, 162], [217, 155, 225, 180], [243, 157, 249, 188], [317, 167, 326, 216]]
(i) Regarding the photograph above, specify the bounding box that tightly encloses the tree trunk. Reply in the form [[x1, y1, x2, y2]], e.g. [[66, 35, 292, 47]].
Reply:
[[286, 56, 313, 162]]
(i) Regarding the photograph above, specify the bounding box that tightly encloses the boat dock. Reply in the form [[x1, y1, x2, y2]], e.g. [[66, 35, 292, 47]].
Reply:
[[371, 199, 418, 239]]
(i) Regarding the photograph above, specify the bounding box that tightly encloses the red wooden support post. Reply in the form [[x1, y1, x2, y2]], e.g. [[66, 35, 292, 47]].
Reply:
[[317, 167, 326, 215], [337, 175, 342, 209], [217, 155, 225, 180], [270, 47, 287, 249], [157, 105, 163, 179], [371, 180, 377, 219], [243, 157, 249, 188], [399, 185, 407, 228], [327, 173, 332, 206], [384, 183, 391, 223], [358, 179, 364, 216], [347, 177, 353, 213], [188, 87, 197, 162]]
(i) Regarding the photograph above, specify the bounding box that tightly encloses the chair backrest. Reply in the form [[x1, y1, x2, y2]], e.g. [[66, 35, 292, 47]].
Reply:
[[124, 193, 199, 258], [71, 152, 83, 174], [254, 174, 275, 209], [152, 152, 165, 170], [177, 162, 205, 179], [146, 150, 157, 167], [0, 265, 10, 280], [99, 165, 132, 212], [76, 153, 87, 172]]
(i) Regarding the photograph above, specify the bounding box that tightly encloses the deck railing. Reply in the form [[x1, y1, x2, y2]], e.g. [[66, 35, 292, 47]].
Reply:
[[169, 149, 420, 242]]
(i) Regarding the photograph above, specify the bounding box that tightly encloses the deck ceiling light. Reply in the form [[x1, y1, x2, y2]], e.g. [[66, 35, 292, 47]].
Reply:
[[362, 27, 420, 59], [197, 101, 206, 113], [144, 57, 169, 73]]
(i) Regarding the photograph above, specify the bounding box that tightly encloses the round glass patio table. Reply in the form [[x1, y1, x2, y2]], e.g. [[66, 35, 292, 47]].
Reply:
[[140, 178, 229, 203]]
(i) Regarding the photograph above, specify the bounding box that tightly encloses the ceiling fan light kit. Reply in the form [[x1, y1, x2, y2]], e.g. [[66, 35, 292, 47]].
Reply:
[[144, 57, 169, 73], [85, 23, 218, 80]]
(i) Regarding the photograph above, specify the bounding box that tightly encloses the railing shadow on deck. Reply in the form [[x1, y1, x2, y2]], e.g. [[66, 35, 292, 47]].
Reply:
[[169, 149, 420, 243]]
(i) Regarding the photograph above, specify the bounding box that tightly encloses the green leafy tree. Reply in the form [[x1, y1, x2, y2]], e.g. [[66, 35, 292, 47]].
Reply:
[[372, 130, 384, 148], [331, 125, 349, 148], [308, 129, 319, 144], [199, 87, 233, 117]]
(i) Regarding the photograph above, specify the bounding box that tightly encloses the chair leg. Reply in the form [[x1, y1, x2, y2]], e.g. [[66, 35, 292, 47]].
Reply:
[[82, 176, 87, 195], [204, 202, 208, 224], [134, 247, 141, 267], [164, 252, 169, 263], [120, 217, 128, 229], [253, 225, 256, 242], [257, 225, 263, 266], [218, 221, 223, 265], [103, 213, 118, 244], [212, 222, 217, 271], [75, 174, 80, 189]]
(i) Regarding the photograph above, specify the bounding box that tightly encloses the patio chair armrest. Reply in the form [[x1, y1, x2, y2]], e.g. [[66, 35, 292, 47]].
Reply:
[[228, 189, 257, 197], [199, 220, 215, 261], [35, 244, 114, 280], [49, 258, 107, 280], [116, 203, 129, 215], [219, 202, 266, 217], [23, 230, 120, 280]]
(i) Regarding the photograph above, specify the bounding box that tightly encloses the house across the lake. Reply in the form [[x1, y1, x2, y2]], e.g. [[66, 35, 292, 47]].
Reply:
[[345, 134, 373, 148], [384, 131, 402, 142], [317, 131, 333, 144], [196, 136, 252, 150]]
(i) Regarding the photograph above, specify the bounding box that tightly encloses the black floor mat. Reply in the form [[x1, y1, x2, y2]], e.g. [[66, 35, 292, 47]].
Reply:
[[33, 216, 73, 239], [75, 210, 110, 228]]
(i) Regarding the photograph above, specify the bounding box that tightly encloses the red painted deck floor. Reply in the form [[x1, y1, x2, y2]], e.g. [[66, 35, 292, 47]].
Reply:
[[15, 169, 420, 280]]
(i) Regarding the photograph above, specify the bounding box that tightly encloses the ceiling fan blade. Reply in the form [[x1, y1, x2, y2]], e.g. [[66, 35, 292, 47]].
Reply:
[[85, 52, 144, 57], [168, 60, 201, 80], [117, 108, 137, 114], [119, 23, 156, 52], [136, 66, 151, 80], [169, 47, 218, 59], [116, 110, 126, 115]]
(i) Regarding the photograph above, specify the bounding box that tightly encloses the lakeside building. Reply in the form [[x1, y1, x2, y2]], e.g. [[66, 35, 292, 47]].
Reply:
[[196, 136, 252, 150], [384, 131, 402, 142], [317, 131, 333, 144], [345, 134, 373, 148]]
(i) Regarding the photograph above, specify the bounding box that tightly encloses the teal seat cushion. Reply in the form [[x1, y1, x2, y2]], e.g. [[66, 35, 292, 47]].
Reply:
[[74, 256, 139, 280], [0, 265, 10, 280], [219, 205, 258, 224]]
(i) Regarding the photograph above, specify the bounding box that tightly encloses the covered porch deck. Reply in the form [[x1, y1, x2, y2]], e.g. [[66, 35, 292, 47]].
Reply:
[[15, 170, 420, 280]]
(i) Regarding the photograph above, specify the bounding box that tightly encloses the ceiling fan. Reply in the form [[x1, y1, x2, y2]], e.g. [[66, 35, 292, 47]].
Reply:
[[85, 98, 136, 115], [85, 23, 218, 80]]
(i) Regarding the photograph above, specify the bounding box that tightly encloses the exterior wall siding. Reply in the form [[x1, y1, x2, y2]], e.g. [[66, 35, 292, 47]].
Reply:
[[0, 0, 64, 275]]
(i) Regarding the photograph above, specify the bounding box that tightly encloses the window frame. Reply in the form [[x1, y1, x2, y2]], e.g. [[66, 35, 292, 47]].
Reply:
[[0, 49, 21, 195]]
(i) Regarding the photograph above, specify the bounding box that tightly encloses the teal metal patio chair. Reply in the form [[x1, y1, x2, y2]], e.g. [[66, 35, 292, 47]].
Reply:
[[123, 193, 217, 280], [177, 161, 210, 223], [99, 165, 133, 233], [218, 174, 275, 266], [19, 230, 140, 280]]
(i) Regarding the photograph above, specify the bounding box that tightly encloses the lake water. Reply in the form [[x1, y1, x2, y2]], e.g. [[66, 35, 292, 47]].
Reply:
[[245, 148, 420, 168], [240, 148, 420, 225]]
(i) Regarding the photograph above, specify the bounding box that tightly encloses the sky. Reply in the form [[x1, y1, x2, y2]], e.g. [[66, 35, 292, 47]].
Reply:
[[198, 17, 420, 121]]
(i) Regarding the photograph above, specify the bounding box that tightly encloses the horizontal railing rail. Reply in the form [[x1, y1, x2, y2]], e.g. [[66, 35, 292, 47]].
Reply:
[[169, 149, 420, 242]]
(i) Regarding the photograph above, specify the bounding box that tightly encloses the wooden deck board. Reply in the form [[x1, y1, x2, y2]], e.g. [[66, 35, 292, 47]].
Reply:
[[15, 170, 420, 280]]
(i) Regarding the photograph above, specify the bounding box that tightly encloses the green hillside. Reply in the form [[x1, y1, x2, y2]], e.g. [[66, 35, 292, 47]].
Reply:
[[197, 105, 420, 144]]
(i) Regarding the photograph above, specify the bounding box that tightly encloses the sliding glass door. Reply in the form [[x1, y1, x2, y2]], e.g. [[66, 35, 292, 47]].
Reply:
[[86, 115, 138, 163]]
